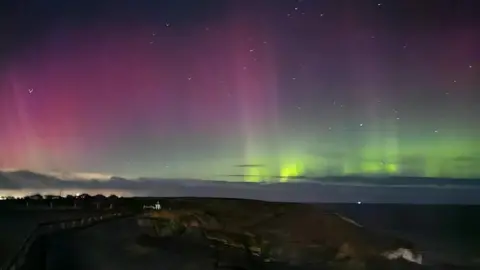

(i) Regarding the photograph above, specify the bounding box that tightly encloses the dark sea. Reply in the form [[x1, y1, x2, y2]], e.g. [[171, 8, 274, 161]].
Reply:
[[322, 204, 480, 267]]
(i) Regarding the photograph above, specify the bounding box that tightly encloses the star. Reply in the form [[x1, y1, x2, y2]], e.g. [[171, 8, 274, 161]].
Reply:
[[359, 123, 363, 127]]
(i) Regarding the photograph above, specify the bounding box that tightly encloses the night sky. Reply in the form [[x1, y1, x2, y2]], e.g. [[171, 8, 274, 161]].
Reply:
[[1, 0, 479, 181]]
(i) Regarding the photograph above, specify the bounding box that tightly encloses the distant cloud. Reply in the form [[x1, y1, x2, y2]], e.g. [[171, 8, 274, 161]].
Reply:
[[225, 174, 262, 178], [1, 170, 480, 204], [452, 156, 478, 162], [44, 171, 114, 181], [225, 174, 307, 180], [234, 164, 265, 168]]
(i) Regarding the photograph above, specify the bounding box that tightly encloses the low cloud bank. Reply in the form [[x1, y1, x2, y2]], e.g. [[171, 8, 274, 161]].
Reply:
[[1, 170, 480, 204]]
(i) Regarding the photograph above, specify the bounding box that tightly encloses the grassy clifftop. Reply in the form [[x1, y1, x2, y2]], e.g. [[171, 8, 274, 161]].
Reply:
[[138, 199, 423, 269]]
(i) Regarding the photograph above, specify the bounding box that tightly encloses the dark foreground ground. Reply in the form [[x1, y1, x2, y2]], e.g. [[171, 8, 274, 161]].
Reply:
[[138, 198, 480, 268], [41, 217, 416, 270], [2, 199, 480, 269], [45, 217, 286, 270], [0, 208, 117, 267]]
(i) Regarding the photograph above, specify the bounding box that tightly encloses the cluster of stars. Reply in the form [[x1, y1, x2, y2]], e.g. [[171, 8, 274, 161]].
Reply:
[[139, 1, 476, 139], [287, 4, 307, 18], [149, 22, 172, 44]]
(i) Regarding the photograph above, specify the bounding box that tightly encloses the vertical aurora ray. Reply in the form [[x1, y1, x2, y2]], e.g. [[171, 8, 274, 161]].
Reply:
[[228, 10, 282, 182], [9, 74, 42, 169]]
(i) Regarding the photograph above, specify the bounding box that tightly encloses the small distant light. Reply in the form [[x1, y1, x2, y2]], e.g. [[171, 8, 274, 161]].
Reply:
[[357, 201, 362, 204]]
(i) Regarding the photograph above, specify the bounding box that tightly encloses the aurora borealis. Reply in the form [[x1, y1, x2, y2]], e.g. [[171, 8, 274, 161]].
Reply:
[[0, 0, 479, 181]]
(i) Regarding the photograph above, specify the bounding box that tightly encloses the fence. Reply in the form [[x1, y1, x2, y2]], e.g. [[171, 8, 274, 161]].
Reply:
[[1, 212, 131, 270]]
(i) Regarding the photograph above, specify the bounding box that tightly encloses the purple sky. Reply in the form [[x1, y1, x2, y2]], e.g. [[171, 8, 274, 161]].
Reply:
[[1, 0, 479, 180]]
